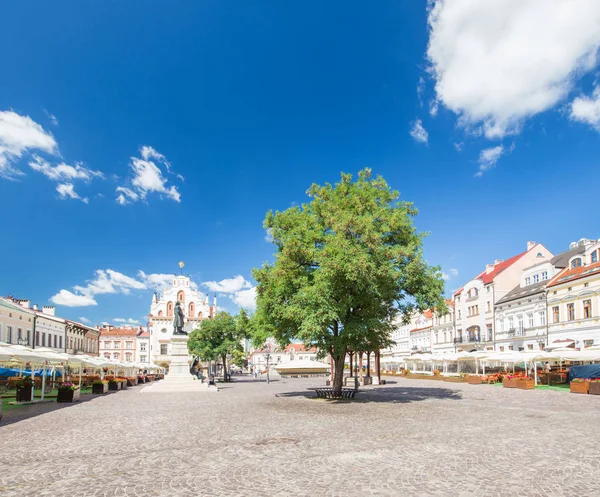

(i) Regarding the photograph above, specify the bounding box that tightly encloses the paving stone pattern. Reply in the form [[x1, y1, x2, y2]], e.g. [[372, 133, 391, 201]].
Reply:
[[1, 377, 599, 496]]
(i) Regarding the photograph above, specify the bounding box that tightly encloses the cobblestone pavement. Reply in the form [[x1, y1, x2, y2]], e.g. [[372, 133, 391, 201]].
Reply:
[[1, 376, 599, 497]]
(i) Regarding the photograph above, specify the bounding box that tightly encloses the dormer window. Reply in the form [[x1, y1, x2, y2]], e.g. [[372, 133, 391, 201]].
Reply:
[[592, 251, 598, 264], [571, 258, 582, 269], [533, 274, 539, 283], [525, 277, 531, 286], [541, 271, 548, 280]]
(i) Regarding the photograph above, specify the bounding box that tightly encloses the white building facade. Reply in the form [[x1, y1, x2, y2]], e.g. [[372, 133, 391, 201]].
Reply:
[[148, 275, 216, 368]]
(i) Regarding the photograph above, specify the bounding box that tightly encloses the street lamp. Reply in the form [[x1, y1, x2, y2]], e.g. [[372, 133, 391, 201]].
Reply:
[[264, 344, 271, 384]]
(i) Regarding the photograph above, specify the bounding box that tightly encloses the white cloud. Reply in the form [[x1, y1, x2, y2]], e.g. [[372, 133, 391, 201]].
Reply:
[[427, 0, 600, 139], [410, 119, 429, 144], [453, 142, 464, 153], [429, 100, 439, 117], [570, 85, 600, 129], [476, 146, 505, 177], [79, 317, 91, 324], [114, 318, 140, 324], [56, 183, 88, 203], [115, 186, 139, 205], [203, 275, 252, 293], [29, 155, 102, 182], [43, 109, 59, 126], [264, 228, 273, 243], [449, 268, 459, 277], [117, 146, 180, 204], [138, 271, 175, 291], [441, 272, 450, 281], [232, 287, 256, 310], [442, 268, 459, 281], [0, 110, 57, 180], [50, 290, 97, 307]]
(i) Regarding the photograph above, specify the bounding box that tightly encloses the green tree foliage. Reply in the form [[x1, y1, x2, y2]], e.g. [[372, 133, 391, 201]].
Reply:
[[188, 311, 242, 382], [253, 169, 446, 392]]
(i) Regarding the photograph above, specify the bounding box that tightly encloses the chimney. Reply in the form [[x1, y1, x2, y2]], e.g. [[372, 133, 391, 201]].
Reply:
[[42, 305, 55, 316], [485, 264, 495, 274], [18, 299, 31, 308], [33, 304, 38, 310], [494, 259, 504, 265], [569, 242, 578, 249], [527, 241, 536, 251]]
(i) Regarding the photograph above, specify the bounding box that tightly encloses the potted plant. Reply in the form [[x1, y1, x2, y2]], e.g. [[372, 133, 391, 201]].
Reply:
[[589, 379, 600, 396], [127, 376, 138, 386], [570, 378, 589, 394], [57, 382, 81, 403], [116, 378, 128, 390], [503, 375, 517, 388], [16, 376, 34, 402], [92, 380, 109, 394], [400, 369, 410, 377], [108, 379, 122, 391], [468, 375, 483, 385], [516, 377, 535, 390], [433, 369, 441, 377]]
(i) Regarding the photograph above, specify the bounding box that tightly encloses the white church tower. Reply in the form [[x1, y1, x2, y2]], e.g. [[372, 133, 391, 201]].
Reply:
[[148, 272, 216, 369]]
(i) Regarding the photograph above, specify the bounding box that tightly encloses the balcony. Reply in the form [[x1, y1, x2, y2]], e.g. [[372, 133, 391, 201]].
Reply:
[[454, 337, 463, 344], [507, 328, 526, 337]]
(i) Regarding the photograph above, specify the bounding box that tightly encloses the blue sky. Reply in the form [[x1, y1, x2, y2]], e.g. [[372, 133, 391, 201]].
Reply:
[[2, 1, 600, 326]]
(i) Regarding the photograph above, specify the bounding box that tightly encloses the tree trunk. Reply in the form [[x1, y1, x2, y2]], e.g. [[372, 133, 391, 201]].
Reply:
[[366, 351, 371, 377], [222, 354, 228, 382], [376, 350, 381, 383], [332, 350, 347, 393]]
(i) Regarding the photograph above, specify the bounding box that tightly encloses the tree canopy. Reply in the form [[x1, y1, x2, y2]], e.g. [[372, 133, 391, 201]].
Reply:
[[188, 311, 248, 381], [252, 169, 446, 391]]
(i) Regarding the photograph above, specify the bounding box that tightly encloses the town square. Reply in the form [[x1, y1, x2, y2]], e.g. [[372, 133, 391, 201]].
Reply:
[[2, 1, 600, 496]]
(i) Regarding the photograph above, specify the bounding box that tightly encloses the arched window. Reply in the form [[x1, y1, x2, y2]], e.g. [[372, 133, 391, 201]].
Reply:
[[113, 352, 120, 360], [197, 311, 203, 318], [189, 302, 195, 317], [177, 291, 185, 303], [167, 302, 173, 316], [158, 310, 163, 317], [571, 258, 582, 269]]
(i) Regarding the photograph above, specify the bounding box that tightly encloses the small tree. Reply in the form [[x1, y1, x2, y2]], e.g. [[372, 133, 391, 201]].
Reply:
[[253, 169, 446, 392], [188, 311, 241, 382]]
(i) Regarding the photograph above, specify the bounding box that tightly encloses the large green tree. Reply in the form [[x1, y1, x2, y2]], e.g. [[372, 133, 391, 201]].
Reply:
[[253, 169, 446, 392], [188, 311, 244, 382]]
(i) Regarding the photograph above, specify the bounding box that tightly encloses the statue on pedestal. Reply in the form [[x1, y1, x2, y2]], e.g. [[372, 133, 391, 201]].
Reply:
[[173, 300, 187, 335]]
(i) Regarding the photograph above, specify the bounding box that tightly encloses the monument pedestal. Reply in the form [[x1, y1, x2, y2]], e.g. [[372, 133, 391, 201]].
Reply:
[[141, 335, 215, 393]]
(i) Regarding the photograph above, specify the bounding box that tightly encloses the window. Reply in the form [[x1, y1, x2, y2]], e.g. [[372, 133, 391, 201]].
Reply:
[[140, 343, 147, 352], [500, 346, 505, 352], [538, 310, 546, 326], [507, 317, 514, 330], [27, 330, 31, 346], [592, 251, 598, 264], [517, 315, 523, 332], [499, 319, 504, 332], [113, 341, 120, 348], [105, 341, 111, 349], [553, 306, 560, 323], [583, 299, 592, 319], [7, 326, 13, 343], [141, 355, 147, 362], [104, 353, 111, 359], [59, 336, 63, 349], [36, 331, 40, 346], [42, 332, 46, 346], [571, 258, 582, 269], [527, 344, 533, 350], [541, 271, 548, 280], [160, 344, 168, 355], [487, 286, 490, 293], [584, 340, 594, 348], [161, 328, 167, 334], [126, 341, 133, 349], [53, 335, 57, 348], [158, 310, 163, 317], [525, 277, 531, 285], [508, 345, 514, 351], [533, 274, 539, 283], [567, 303, 575, 321], [487, 301, 491, 312], [17, 328, 23, 342], [113, 353, 120, 360], [487, 324, 492, 341], [125, 353, 132, 362], [458, 310, 462, 319], [527, 313, 534, 328]]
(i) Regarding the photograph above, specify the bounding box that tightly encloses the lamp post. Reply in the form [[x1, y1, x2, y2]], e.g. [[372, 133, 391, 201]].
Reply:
[[264, 344, 271, 384]]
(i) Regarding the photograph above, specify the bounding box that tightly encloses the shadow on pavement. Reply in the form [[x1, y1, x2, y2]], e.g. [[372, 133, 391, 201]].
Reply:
[[276, 386, 463, 404]]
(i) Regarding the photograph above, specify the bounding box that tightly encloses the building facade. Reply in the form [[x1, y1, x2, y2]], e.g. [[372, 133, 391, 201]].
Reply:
[[34, 308, 67, 352], [66, 320, 100, 356], [410, 311, 433, 353], [137, 330, 151, 366], [546, 239, 600, 349], [453, 241, 553, 352], [99, 326, 138, 362], [0, 297, 36, 345], [431, 301, 455, 353], [148, 275, 216, 368]]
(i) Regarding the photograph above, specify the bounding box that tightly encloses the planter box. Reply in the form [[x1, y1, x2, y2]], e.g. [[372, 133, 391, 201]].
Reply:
[[57, 389, 81, 403], [468, 375, 483, 385], [503, 378, 517, 388], [92, 383, 109, 394], [127, 378, 138, 386], [516, 379, 535, 390], [16, 386, 33, 402], [570, 382, 589, 394], [589, 382, 600, 395], [108, 382, 122, 391]]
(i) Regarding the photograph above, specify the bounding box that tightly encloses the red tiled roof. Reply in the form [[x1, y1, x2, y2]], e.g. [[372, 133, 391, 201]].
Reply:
[[423, 310, 434, 319], [138, 331, 150, 337], [477, 249, 530, 284], [410, 326, 432, 333], [284, 343, 317, 353], [453, 286, 464, 296], [546, 261, 600, 288], [99, 328, 138, 336]]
